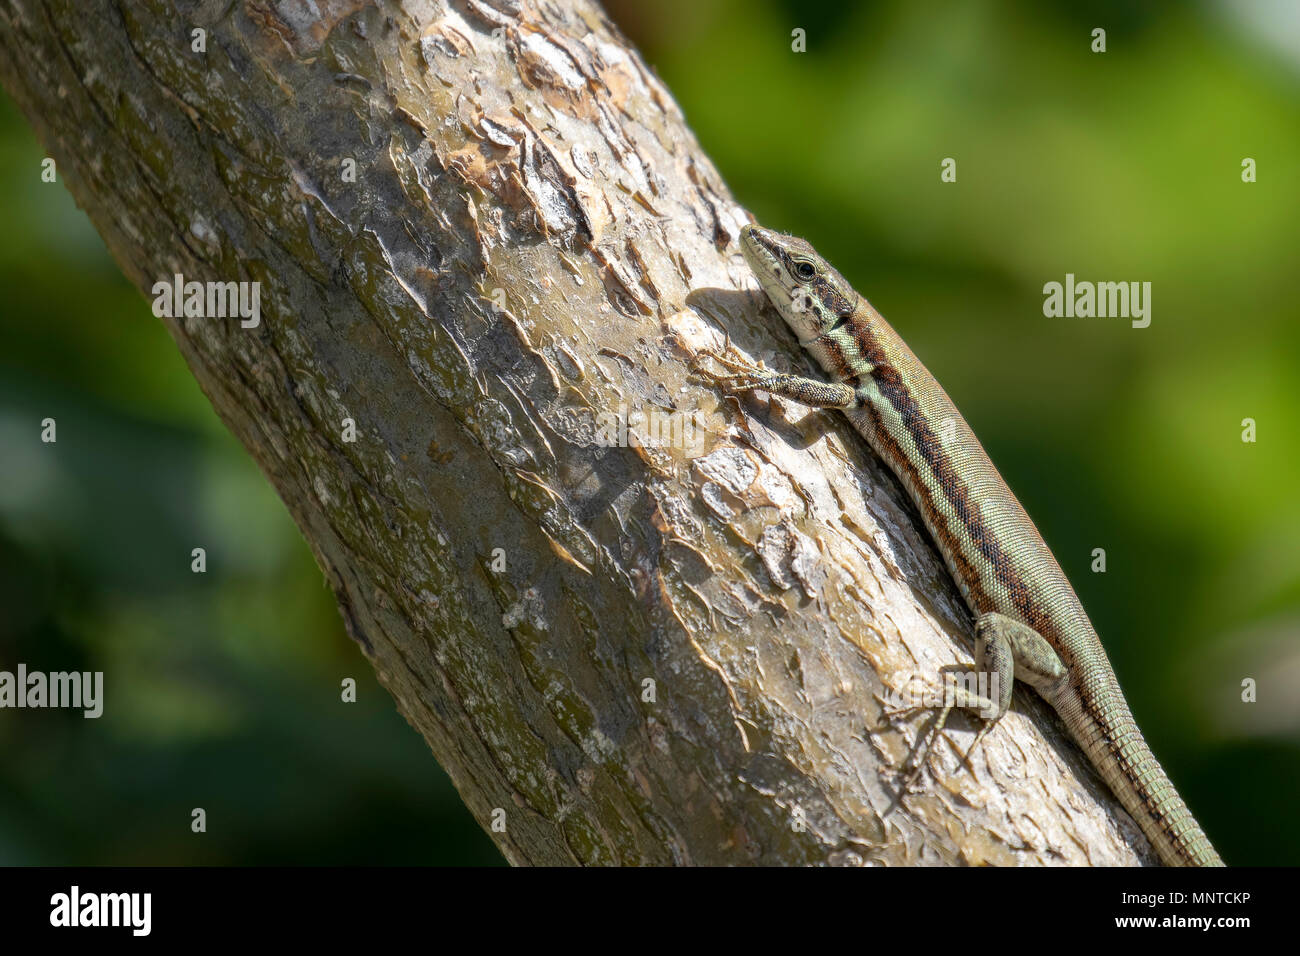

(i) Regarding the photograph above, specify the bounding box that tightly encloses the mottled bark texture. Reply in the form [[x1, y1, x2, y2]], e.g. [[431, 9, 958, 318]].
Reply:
[[0, 0, 1155, 864]]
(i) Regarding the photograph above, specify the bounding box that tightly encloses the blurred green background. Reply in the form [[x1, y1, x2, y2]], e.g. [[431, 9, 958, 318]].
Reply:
[[2, 0, 1297, 864]]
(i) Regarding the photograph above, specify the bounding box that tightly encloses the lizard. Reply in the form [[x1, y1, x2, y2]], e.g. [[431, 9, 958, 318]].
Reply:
[[693, 221, 1223, 867]]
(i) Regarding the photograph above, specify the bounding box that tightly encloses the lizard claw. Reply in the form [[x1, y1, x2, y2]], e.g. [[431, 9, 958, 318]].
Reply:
[[688, 336, 776, 398]]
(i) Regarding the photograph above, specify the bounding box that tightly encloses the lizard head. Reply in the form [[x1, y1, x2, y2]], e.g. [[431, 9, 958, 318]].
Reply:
[[739, 223, 860, 344]]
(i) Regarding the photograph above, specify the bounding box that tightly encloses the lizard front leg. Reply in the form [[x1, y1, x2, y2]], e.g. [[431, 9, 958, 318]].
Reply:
[[693, 344, 859, 410]]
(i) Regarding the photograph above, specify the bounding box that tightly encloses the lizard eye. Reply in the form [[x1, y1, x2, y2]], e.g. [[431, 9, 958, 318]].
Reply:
[[792, 259, 817, 281]]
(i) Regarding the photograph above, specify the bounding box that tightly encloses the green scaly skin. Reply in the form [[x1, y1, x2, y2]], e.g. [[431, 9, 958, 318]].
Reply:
[[697, 222, 1222, 867]]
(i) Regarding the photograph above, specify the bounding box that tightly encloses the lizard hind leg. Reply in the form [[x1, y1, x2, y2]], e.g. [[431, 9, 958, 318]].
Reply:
[[948, 612, 1069, 772], [895, 612, 1066, 791], [888, 674, 999, 794], [975, 611, 1068, 699]]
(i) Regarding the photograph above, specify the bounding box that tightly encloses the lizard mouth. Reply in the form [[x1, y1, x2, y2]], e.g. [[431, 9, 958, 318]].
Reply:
[[738, 223, 783, 278]]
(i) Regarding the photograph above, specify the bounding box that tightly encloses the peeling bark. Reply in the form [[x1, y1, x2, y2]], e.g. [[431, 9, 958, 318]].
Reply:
[[0, 0, 1157, 865]]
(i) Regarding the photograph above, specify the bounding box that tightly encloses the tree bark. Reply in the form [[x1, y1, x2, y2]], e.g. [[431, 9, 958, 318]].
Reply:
[[0, 0, 1156, 865]]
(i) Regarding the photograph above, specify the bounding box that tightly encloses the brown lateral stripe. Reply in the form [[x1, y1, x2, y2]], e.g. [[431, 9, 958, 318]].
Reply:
[[850, 317, 1051, 635]]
